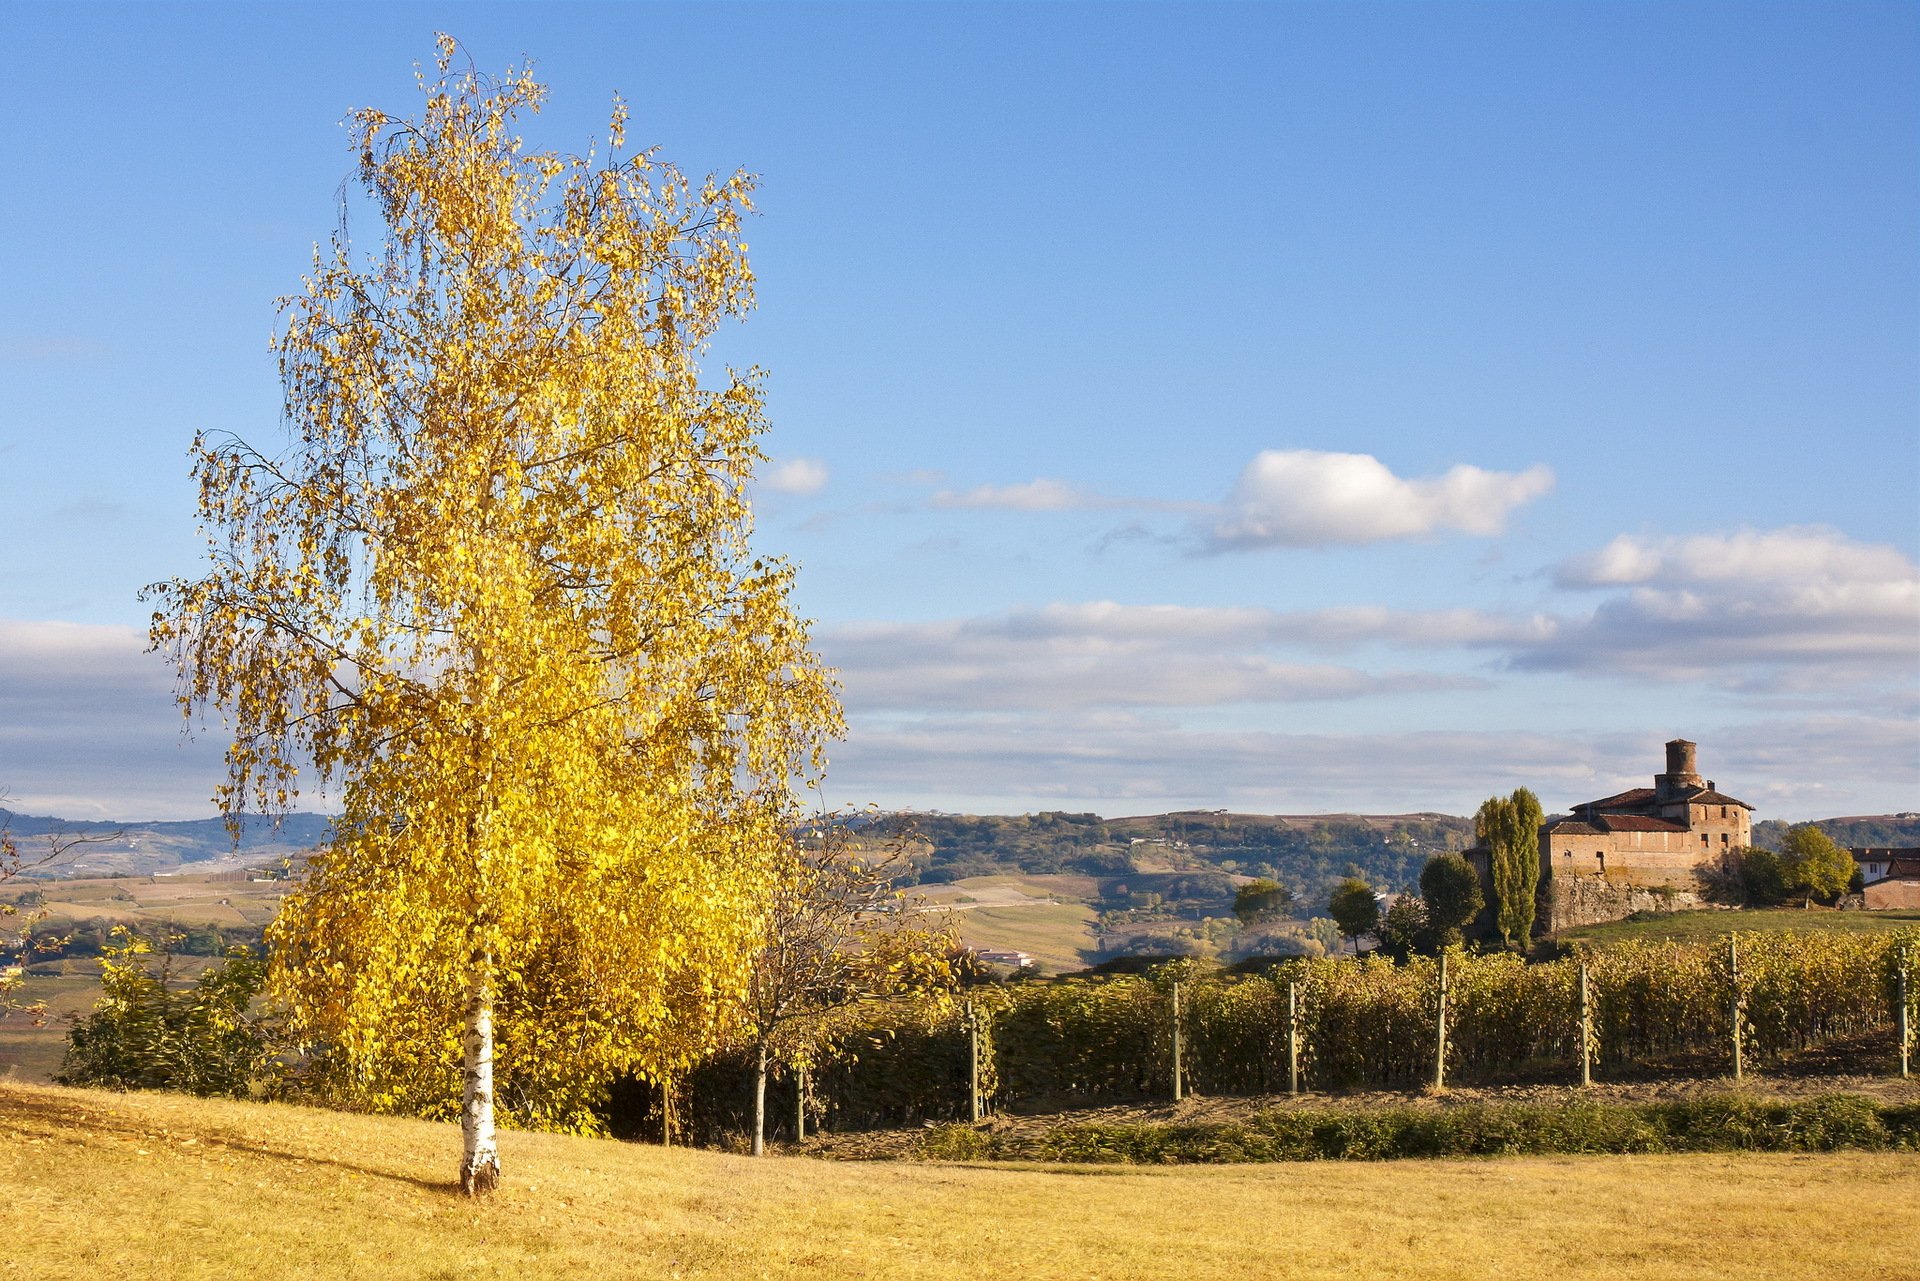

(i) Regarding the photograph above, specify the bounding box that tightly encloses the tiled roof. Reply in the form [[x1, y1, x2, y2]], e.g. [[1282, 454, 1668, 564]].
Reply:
[[1851, 847, 1920, 860], [1582, 788, 1657, 810], [1854, 850, 1920, 883], [1547, 820, 1604, 836], [1686, 790, 1753, 809], [1597, 815, 1687, 833]]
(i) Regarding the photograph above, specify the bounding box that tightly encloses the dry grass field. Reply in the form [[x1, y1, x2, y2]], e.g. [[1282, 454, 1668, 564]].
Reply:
[[1556, 908, 1920, 947], [4, 1081, 1917, 1281]]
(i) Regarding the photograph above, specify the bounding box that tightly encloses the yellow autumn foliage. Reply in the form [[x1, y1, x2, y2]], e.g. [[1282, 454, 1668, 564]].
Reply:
[[148, 38, 840, 1139]]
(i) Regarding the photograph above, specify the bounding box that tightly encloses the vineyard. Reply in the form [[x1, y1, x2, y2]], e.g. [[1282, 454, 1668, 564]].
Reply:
[[661, 931, 1919, 1145]]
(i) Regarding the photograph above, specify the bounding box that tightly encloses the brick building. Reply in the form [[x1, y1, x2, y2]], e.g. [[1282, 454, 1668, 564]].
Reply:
[[1542, 739, 1753, 888]]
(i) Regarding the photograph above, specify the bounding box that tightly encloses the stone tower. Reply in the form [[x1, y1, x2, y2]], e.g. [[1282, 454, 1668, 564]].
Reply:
[[1654, 738, 1702, 800]]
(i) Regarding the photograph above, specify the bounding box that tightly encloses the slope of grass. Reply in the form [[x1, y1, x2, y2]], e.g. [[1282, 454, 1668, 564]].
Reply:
[[1557, 909, 1920, 947], [943, 902, 1099, 971], [4, 1082, 1918, 1280]]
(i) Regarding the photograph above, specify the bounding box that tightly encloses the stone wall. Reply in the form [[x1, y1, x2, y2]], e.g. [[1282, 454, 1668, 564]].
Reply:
[[1864, 879, 1920, 910], [1541, 873, 1710, 932]]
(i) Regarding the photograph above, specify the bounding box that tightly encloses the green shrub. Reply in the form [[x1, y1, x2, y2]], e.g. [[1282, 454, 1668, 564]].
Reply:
[[912, 1096, 1908, 1164], [58, 932, 277, 1098]]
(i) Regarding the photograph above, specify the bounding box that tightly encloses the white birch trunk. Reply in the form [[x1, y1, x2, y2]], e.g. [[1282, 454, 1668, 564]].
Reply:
[[751, 1042, 769, 1157], [460, 961, 500, 1196]]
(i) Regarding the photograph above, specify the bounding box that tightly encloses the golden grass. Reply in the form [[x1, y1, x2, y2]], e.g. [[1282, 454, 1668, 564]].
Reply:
[[4, 1081, 1916, 1280], [948, 902, 1098, 970], [1558, 908, 1920, 946]]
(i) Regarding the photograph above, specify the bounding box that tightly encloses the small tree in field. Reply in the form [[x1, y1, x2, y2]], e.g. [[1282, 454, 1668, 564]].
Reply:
[[58, 930, 276, 1097], [1376, 894, 1430, 962], [147, 42, 839, 1195], [1778, 824, 1853, 907], [1328, 878, 1379, 954], [739, 816, 954, 1155], [1419, 852, 1484, 949]]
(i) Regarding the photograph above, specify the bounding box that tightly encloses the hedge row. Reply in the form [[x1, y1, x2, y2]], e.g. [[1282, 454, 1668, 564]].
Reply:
[[664, 932, 1917, 1139], [918, 1094, 1920, 1163]]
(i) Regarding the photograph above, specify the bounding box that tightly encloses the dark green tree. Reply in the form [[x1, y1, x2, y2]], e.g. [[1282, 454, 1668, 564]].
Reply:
[[1476, 788, 1543, 948], [1733, 846, 1789, 905], [1419, 852, 1485, 947], [1328, 878, 1379, 954], [1232, 877, 1294, 924], [1376, 894, 1430, 963]]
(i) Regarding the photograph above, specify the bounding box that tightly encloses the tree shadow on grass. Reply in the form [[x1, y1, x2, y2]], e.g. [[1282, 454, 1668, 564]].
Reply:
[[0, 1087, 459, 1194]]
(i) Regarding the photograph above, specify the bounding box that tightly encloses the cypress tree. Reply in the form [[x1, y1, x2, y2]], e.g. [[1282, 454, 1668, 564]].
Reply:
[[1477, 790, 1543, 950]]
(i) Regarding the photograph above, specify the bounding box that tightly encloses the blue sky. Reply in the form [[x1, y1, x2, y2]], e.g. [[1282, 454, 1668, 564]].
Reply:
[[1, 2, 1915, 821]]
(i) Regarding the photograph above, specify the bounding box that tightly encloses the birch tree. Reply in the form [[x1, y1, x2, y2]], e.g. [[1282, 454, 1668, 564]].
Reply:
[[147, 41, 840, 1195]]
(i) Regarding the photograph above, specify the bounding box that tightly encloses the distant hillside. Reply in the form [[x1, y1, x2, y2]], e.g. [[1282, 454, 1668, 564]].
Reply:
[[0, 810, 331, 878], [898, 809, 1475, 914], [1753, 814, 1920, 852], [896, 809, 1920, 919]]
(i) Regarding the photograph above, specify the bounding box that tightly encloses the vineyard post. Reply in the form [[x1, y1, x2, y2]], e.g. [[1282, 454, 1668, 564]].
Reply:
[[1729, 934, 1744, 1081], [1287, 980, 1300, 1097], [1171, 980, 1185, 1102], [1578, 960, 1592, 1088], [1899, 944, 1911, 1081], [1433, 950, 1450, 1092], [796, 1066, 808, 1142], [967, 999, 982, 1123]]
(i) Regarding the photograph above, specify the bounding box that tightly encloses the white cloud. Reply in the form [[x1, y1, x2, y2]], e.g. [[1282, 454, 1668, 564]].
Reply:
[[1526, 527, 1920, 682], [763, 457, 830, 496], [1208, 450, 1555, 549]]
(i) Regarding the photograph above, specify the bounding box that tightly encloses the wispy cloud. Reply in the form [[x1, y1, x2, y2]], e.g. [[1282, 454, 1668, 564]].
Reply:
[[826, 712, 1917, 819], [763, 457, 830, 496], [820, 602, 1506, 713], [929, 478, 1203, 514]]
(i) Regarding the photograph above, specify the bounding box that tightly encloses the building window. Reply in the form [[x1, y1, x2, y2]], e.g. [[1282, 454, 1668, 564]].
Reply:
[[1700, 834, 1708, 846], [1721, 833, 1729, 844]]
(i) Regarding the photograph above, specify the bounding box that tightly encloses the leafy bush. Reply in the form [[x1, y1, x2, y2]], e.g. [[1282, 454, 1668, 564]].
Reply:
[[58, 933, 277, 1098]]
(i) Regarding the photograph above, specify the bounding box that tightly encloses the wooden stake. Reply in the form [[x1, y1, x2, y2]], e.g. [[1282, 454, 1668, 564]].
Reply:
[[1729, 934, 1744, 1081], [1171, 980, 1184, 1102], [795, 1065, 808, 1143], [1899, 947, 1911, 1082], [1433, 951, 1449, 1091], [967, 999, 982, 1122], [1287, 980, 1300, 1097], [1578, 960, 1593, 1088]]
